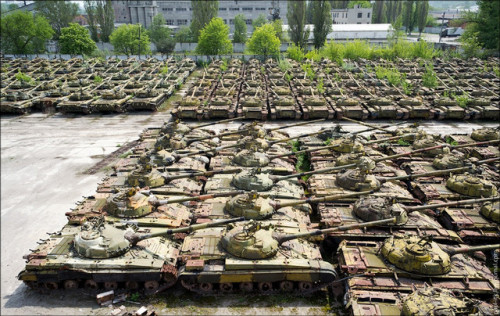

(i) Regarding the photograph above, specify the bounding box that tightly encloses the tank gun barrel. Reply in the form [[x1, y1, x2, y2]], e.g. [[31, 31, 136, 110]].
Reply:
[[162, 168, 242, 182], [268, 129, 330, 145], [186, 128, 252, 145], [275, 139, 499, 182], [350, 121, 409, 135], [174, 143, 242, 159], [128, 217, 245, 244], [341, 117, 394, 134], [380, 165, 475, 182], [191, 117, 244, 129], [152, 190, 245, 206], [267, 118, 326, 132], [363, 133, 417, 145], [276, 218, 397, 244], [447, 244, 500, 256], [271, 191, 374, 209], [406, 197, 500, 212]]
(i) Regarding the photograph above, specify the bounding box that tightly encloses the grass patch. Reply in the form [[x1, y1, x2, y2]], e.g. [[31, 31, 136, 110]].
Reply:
[[290, 140, 311, 180]]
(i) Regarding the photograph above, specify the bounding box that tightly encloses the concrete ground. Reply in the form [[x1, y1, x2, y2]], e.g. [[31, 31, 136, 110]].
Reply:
[[1, 112, 498, 315]]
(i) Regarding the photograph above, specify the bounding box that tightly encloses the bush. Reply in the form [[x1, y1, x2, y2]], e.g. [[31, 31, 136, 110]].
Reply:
[[320, 41, 345, 65], [305, 49, 321, 62], [286, 43, 305, 62], [422, 64, 437, 88]]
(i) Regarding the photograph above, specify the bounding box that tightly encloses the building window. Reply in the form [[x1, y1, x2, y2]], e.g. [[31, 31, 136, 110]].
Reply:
[[229, 19, 234, 25], [229, 7, 239, 11], [162, 8, 173, 11], [166, 19, 174, 25], [223, 19, 227, 24], [177, 19, 188, 25], [242, 7, 252, 11], [256, 8, 266, 11], [357, 22, 361, 24], [358, 12, 362, 18], [246, 19, 252, 25], [367, 12, 370, 18], [176, 8, 187, 11], [219, 7, 227, 11]]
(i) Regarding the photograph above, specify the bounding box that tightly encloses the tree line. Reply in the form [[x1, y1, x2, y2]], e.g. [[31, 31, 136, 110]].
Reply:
[[1, 0, 497, 58]]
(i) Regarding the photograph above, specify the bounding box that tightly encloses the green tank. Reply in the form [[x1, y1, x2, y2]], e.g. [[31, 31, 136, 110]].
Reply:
[[18, 217, 243, 292], [177, 218, 392, 294], [337, 236, 500, 296]]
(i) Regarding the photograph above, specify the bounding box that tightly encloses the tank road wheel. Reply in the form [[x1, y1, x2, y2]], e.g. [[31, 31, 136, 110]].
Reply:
[[199, 283, 213, 293], [104, 281, 118, 291], [162, 264, 178, 288], [181, 279, 197, 291], [63, 280, 79, 290], [84, 279, 99, 290], [258, 282, 273, 293], [125, 281, 139, 290], [239, 282, 253, 292], [220, 283, 233, 293], [298, 282, 313, 292], [279, 281, 294, 292], [44, 282, 59, 290], [24, 281, 39, 289], [144, 281, 159, 292]]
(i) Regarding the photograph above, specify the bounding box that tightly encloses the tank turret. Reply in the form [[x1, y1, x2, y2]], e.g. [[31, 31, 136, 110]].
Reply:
[[471, 127, 500, 141], [432, 148, 464, 169], [103, 188, 245, 218], [74, 217, 244, 259], [128, 167, 242, 188], [480, 201, 499, 223], [446, 173, 498, 197], [221, 218, 396, 260], [381, 235, 499, 275], [401, 286, 480, 316], [225, 190, 372, 220], [354, 196, 500, 224]]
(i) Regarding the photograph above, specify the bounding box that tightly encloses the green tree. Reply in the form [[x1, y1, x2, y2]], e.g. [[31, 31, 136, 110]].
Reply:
[[233, 14, 247, 43], [175, 26, 193, 43], [110, 24, 151, 56], [347, 1, 372, 8], [330, 1, 349, 9], [372, 0, 386, 23], [59, 23, 97, 56], [149, 14, 176, 56], [287, 0, 309, 48], [311, 0, 332, 49], [0, 11, 54, 55], [272, 19, 285, 41], [190, 0, 218, 41], [84, 0, 99, 41], [247, 23, 281, 59], [96, 0, 114, 42], [196, 18, 232, 56], [415, 1, 429, 37], [35, 0, 78, 39], [462, 0, 499, 52], [385, 0, 403, 24], [402, 0, 416, 35], [252, 13, 267, 29]]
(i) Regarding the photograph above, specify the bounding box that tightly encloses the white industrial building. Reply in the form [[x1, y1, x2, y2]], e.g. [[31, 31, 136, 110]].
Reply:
[[326, 24, 393, 40], [112, 0, 287, 31], [331, 4, 373, 24], [283, 24, 393, 41]]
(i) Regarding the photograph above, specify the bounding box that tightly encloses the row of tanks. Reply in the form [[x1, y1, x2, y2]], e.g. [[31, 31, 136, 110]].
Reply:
[[0, 57, 196, 115], [172, 56, 499, 121], [18, 117, 499, 314]]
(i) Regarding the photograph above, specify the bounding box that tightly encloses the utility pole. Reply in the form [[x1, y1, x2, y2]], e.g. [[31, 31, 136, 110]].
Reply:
[[438, 12, 445, 43]]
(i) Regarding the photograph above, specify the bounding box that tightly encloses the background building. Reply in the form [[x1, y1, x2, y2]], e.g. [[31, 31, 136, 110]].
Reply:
[[112, 0, 288, 32], [331, 3, 373, 24]]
